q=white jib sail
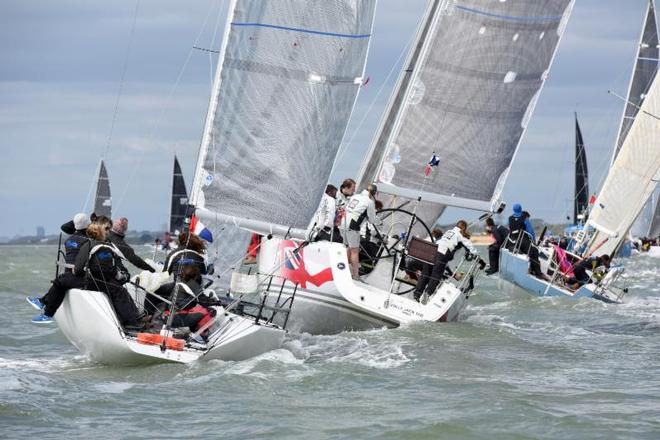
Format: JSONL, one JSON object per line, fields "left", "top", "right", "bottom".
{"left": 587, "top": 74, "right": 660, "bottom": 257}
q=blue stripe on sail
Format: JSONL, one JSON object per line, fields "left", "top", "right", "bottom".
{"left": 637, "top": 56, "right": 660, "bottom": 62}
{"left": 455, "top": 5, "right": 564, "bottom": 23}
{"left": 230, "top": 22, "right": 370, "bottom": 39}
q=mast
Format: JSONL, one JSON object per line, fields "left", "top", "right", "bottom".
{"left": 94, "top": 160, "right": 112, "bottom": 218}
{"left": 574, "top": 113, "right": 589, "bottom": 225}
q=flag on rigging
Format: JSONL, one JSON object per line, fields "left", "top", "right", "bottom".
{"left": 589, "top": 194, "right": 597, "bottom": 205}
{"left": 190, "top": 215, "right": 213, "bottom": 243}
{"left": 424, "top": 153, "right": 440, "bottom": 176}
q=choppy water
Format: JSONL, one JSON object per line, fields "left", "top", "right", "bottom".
{"left": 1, "top": 245, "right": 659, "bottom": 439}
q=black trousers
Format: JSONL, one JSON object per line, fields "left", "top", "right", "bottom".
{"left": 41, "top": 272, "right": 85, "bottom": 317}
{"left": 315, "top": 227, "right": 343, "bottom": 243}
{"left": 414, "top": 252, "right": 450, "bottom": 297}
{"left": 144, "top": 282, "right": 175, "bottom": 315}
{"left": 488, "top": 244, "right": 500, "bottom": 273}
{"left": 87, "top": 274, "right": 140, "bottom": 326}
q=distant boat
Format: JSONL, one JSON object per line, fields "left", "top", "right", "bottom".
{"left": 93, "top": 160, "right": 112, "bottom": 218}
{"left": 499, "top": 1, "right": 660, "bottom": 302}
{"left": 573, "top": 113, "right": 589, "bottom": 226}
{"left": 169, "top": 155, "right": 188, "bottom": 235}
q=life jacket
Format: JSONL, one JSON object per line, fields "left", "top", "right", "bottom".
{"left": 165, "top": 248, "right": 207, "bottom": 275}
{"left": 63, "top": 231, "right": 89, "bottom": 265}
{"left": 508, "top": 215, "right": 526, "bottom": 233}
{"left": 345, "top": 191, "right": 375, "bottom": 231}
{"left": 87, "top": 240, "right": 126, "bottom": 277}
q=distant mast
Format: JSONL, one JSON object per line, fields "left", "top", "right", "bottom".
{"left": 574, "top": 114, "right": 589, "bottom": 225}
{"left": 94, "top": 160, "right": 112, "bottom": 218}
{"left": 169, "top": 155, "right": 188, "bottom": 234}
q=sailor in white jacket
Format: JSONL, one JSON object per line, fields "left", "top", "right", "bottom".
{"left": 312, "top": 185, "right": 338, "bottom": 242}
{"left": 414, "top": 220, "right": 476, "bottom": 301}
{"left": 342, "top": 184, "right": 382, "bottom": 279}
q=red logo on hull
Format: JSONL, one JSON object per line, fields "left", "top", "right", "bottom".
{"left": 279, "top": 241, "right": 333, "bottom": 288}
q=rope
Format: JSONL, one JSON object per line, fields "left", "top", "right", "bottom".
{"left": 114, "top": 0, "right": 225, "bottom": 210}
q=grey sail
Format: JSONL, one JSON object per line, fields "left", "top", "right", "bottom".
{"left": 191, "top": 0, "right": 377, "bottom": 236}
{"left": 613, "top": 0, "right": 659, "bottom": 162}
{"left": 358, "top": 0, "right": 574, "bottom": 227}
{"left": 649, "top": 196, "right": 660, "bottom": 237}
{"left": 623, "top": 0, "right": 660, "bottom": 238}
{"left": 169, "top": 155, "right": 188, "bottom": 234}
{"left": 574, "top": 114, "right": 589, "bottom": 225}
{"left": 94, "top": 160, "right": 112, "bottom": 218}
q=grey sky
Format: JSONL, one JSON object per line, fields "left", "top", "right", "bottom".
{"left": 0, "top": 0, "right": 652, "bottom": 236}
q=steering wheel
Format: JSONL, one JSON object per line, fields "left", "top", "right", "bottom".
{"left": 366, "top": 208, "right": 434, "bottom": 294}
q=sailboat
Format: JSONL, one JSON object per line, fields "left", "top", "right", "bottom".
{"left": 169, "top": 155, "right": 188, "bottom": 235}
{"left": 563, "top": 114, "right": 590, "bottom": 247}
{"left": 93, "top": 160, "right": 112, "bottom": 218}
{"left": 195, "top": 1, "right": 576, "bottom": 334}
{"left": 53, "top": 0, "right": 388, "bottom": 364}
{"left": 498, "top": 0, "right": 660, "bottom": 303}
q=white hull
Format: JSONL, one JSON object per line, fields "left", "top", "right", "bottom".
{"left": 257, "top": 238, "right": 470, "bottom": 335}
{"left": 54, "top": 289, "right": 285, "bottom": 365}
{"left": 647, "top": 246, "right": 660, "bottom": 257}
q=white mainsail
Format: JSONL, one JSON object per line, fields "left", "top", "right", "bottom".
{"left": 586, "top": 74, "right": 660, "bottom": 257}
{"left": 190, "top": 0, "right": 377, "bottom": 241}
{"left": 357, "top": 0, "right": 575, "bottom": 227}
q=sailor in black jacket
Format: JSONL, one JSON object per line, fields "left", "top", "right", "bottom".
{"left": 28, "top": 213, "right": 91, "bottom": 323}
{"left": 485, "top": 217, "right": 509, "bottom": 275}
{"left": 108, "top": 217, "right": 155, "bottom": 273}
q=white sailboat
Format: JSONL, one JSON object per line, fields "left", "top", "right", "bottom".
{"left": 498, "top": 0, "right": 660, "bottom": 302}
{"left": 196, "top": 0, "right": 576, "bottom": 334}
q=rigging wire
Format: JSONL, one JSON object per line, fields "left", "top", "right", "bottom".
{"left": 114, "top": 0, "right": 226, "bottom": 211}
{"left": 329, "top": 23, "right": 419, "bottom": 177}
{"left": 81, "top": 1, "right": 140, "bottom": 213}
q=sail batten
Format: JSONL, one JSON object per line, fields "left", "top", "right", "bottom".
{"left": 190, "top": 1, "right": 377, "bottom": 233}
{"left": 358, "top": 0, "right": 575, "bottom": 226}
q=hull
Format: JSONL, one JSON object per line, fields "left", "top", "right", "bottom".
{"left": 498, "top": 248, "right": 622, "bottom": 303}
{"left": 647, "top": 246, "right": 660, "bottom": 257}
{"left": 54, "top": 289, "right": 284, "bottom": 365}
{"left": 258, "top": 238, "right": 470, "bottom": 335}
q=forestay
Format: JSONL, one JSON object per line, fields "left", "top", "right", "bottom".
{"left": 358, "top": 0, "right": 574, "bottom": 226}
{"left": 94, "top": 160, "right": 112, "bottom": 218}
{"left": 190, "top": 0, "right": 377, "bottom": 238}
{"left": 586, "top": 73, "right": 660, "bottom": 257}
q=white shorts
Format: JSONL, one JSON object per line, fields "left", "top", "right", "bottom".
{"left": 344, "top": 229, "right": 361, "bottom": 249}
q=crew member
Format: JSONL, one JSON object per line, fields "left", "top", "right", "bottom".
{"left": 342, "top": 183, "right": 382, "bottom": 279}
{"left": 108, "top": 217, "right": 155, "bottom": 273}
{"left": 566, "top": 254, "right": 611, "bottom": 290}
{"left": 74, "top": 223, "right": 141, "bottom": 326}
{"left": 27, "top": 213, "right": 91, "bottom": 323}
{"left": 414, "top": 220, "right": 477, "bottom": 302}
{"left": 485, "top": 217, "right": 509, "bottom": 275}
{"left": 313, "top": 184, "right": 341, "bottom": 242}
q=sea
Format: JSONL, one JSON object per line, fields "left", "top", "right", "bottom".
{"left": 1, "top": 245, "right": 659, "bottom": 439}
